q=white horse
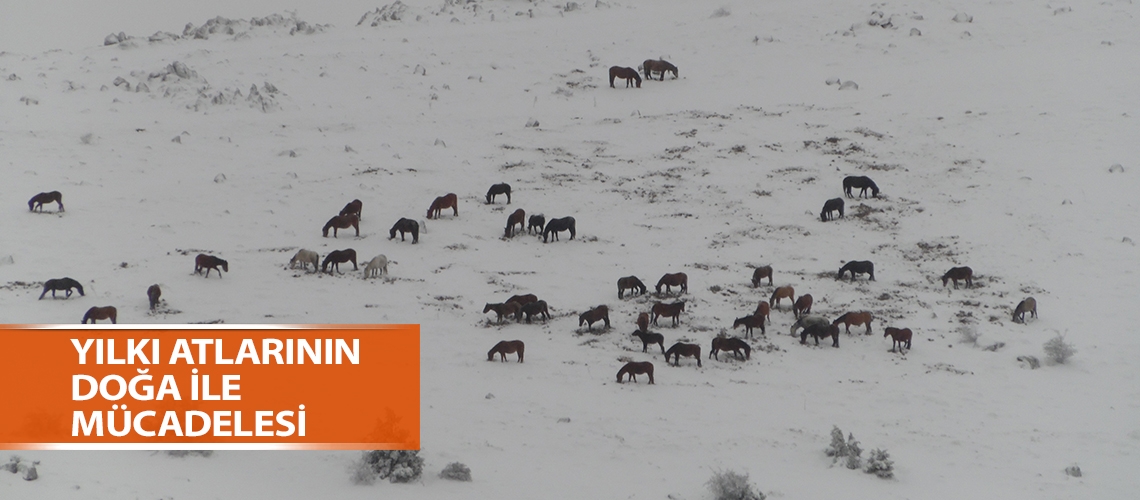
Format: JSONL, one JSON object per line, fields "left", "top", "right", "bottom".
{"left": 789, "top": 314, "right": 830, "bottom": 336}
{"left": 363, "top": 254, "right": 389, "bottom": 278}
{"left": 289, "top": 249, "right": 319, "bottom": 272}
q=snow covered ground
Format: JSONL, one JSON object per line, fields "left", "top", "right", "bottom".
{"left": 2, "top": 0, "right": 1138, "bottom": 498}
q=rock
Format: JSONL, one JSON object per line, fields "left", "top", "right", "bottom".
{"left": 1065, "top": 465, "right": 1082, "bottom": 477}
{"left": 104, "top": 34, "right": 120, "bottom": 45}
{"left": 135, "top": 82, "right": 149, "bottom": 93}
{"left": 413, "top": 64, "right": 426, "bottom": 76}
{"left": 910, "top": 28, "right": 922, "bottom": 36}
{"left": 952, "top": 13, "right": 973, "bottom": 23}
{"left": 214, "top": 173, "right": 227, "bottom": 183}
{"left": 434, "top": 138, "right": 446, "bottom": 147}
{"left": 1016, "top": 355, "right": 1040, "bottom": 369}
{"left": 825, "top": 77, "right": 841, "bottom": 85}
{"left": 113, "top": 76, "right": 129, "bottom": 87}
{"left": 525, "top": 119, "right": 540, "bottom": 127}
{"left": 1108, "top": 163, "right": 1124, "bottom": 173}
{"left": 839, "top": 81, "right": 859, "bottom": 90}
{"left": 485, "top": 393, "right": 494, "bottom": 399}
{"left": 171, "top": 136, "right": 182, "bottom": 144}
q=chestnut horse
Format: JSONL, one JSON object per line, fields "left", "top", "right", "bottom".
{"left": 82, "top": 306, "right": 117, "bottom": 324}
{"left": 38, "top": 278, "right": 84, "bottom": 299}
{"left": 484, "top": 302, "right": 522, "bottom": 324}
{"left": 769, "top": 286, "right": 794, "bottom": 308}
{"left": 486, "top": 183, "right": 511, "bottom": 204}
{"left": 833, "top": 311, "right": 873, "bottom": 335}
{"left": 843, "top": 176, "right": 880, "bottom": 198}
{"left": 838, "top": 261, "right": 875, "bottom": 281}
{"left": 195, "top": 254, "right": 228, "bottom": 278}
{"left": 794, "top": 294, "right": 814, "bottom": 319}
{"left": 520, "top": 300, "right": 550, "bottom": 323}
{"left": 655, "top": 273, "right": 688, "bottom": 295}
{"left": 507, "top": 294, "right": 538, "bottom": 307}
{"left": 651, "top": 301, "right": 685, "bottom": 327}
{"left": 147, "top": 284, "right": 161, "bottom": 311}
{"left": 426, "top": 193, "right": 459, "bottom": 219}
{"left": 941, "top": 266, "right": 973, "bottom": 289}
{"left": 579, "top": 305, "right": 611, "bottom": 331}
{"left": 618, "top": 276, "right": 647, "bottom": 299}
{"left": 733, "top": 314, "right": 766, "bottom": 338}
{"left": 754, "top": 301, "right": 771, "bottom": 324}
{"left": 543, "top": 216, "right": 576, "bottom": 242}
{"left": 641, "top": 59, "right": 678, "bottom": 81}
{"left": 636, "top": 312, "right": 650, "bottom": 333}
{"left": 632, "top": 331, "right": 665, "bottom": 354}
{"left": 884, "top": 327, "right": 912, "bottom": 352}
{"left": 616, "top": 361, "right": 654, "bottom": 384}
{"left": 528, "top": 214, "right": 545, "bottom": 235}
{"left": 751, "top": 265, "right": 773, "bottom": 287}
{"left": 389, "top": 218, "right": 420, "bottom": 243}
{"left": 322, "top": 214, "right": 359, "bottom": 238}
{"left": 801, "top": 323, "right": 840, "bottom": 348}
{"left": 821, "top": 197, "right": 844, "bottom": 221}
{"left": 505, "top": 208, "right": 526, "bottom": 238}
{"left": 665, "top": 342, "right": 702, "bottom": 367}
{"left": 710, "top": 337, "right": 750, "bottom": 361}
{"left": 487, "top": 340, "right": 524, "bottom": 362}
{"left": 321, "top": 249, "right": 358, "bottom": 274}
{"left": 340, "top": 199, "right": 363, "bottom": 220}
{"left": 1013, "top": 297, "right": 1037, "bottom": 323}
{"left": 609, "top": 66, "right": 642, "bottom": 88}
{"left": 28, "top": 191, "right": 64, "bottom": 212}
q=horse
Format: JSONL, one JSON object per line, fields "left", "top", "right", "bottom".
{"left": 28, "top": 191, "right": 64, "bottom": 212}
{"left": 289, "top": 249, "right": 320, "bottom": 272}
{"left": 579, "top": 305, "right": 610, "bottom": 331}
{"left": 339, "top": 199, "right": 363, "bottom": 220}
{"left": 794, "top": 294, "right": 814, "bottom": 319}
{"left": 941, "top": 266, "right": 973, "bottom": 289}
{"left": 426, "top": 193, "right": 459, "bottom": 219}
{"left": 543, "top": 216, "right": 576, "bottom": 242}
{"left": 519, "top": 300, "right": 550, "bottom": 323}
{"left": 609, "top": 66, "right": 642, "bottom": 88}
{"left": 754, "top": 301, "right": 771, "bottom": 324}
{"left": 617, "top": 276, "right": 647, "bottom": 299}
{"left": 801, "top": 323, "right": 840, "bottom": 348}
{"left": 842, "top": 176, "right": 880, "bottom": 198}
{"left": 486, "top": 183, "right": 512, "bottom": 204}
{"left": 39, "top": 277, "right": 84, "bottom": 299}
{"left": 651, "top": 301, "right": 685, "bottom": 327}
{"left": 710, "top": 337, "right": 750, "bottom": 361}
{"left": 769, "top": 286, "right": 795, "bottom": 309}
{"left": 632, "top": 331, "right": 665, "bottom": 354}
{"left": 733, "top": 314, "right": 766, "bottom": 338}
{"left": 655, "top": 273, "right": 688, "bottom": 295}
{"left": 636, "top": 312, "right": 650, "bottom": 333}
{"left": 505, "top": 209, "right": 526, "bottom": 238}
{"left": 82, "top": 306, "right": 117, "bottom": 324}
{"left": 616, "top": 361, "right": 654, "bottom": 384}
{"left": 665, "top": 342, "right": 702, "bottom": 367}
{"left": 194, "top": 254, "right": 228, "bottom": 278}
{"left": 321, "top": 249, "right": 358, "bottom": 274}
{"left": 506, "top": 294, "right": 538, "bottom": 307}
{"left": 147, "top": 284, "right": 161, "bottom": 311}
{"left": 833, "top": 311, "right": 874, "bottom": 335}
{"left": 790, "top": 314, "right": 830, "bottom": 336}
{"left": 838, "top": 261, "right": 875, "bottom": 281}
{"left": 389, "top": 218, "right": 420, "bottom": 243}
{"left": 528, "top": 214, "right": 545, "bottom": 235}
{"left": 884, "top": 327, "right": 913, "bottom": 352}
{"left": 1013, "top": 297, "right": 1037, "bottom": 323}
{"left": 487, "top": 340, "right": 524, "bottom": 362}
{"left": 641, "top": 59, "right": 678, "bottom": 81}
{"left": 322, "top": 214, "right": 359, "bottom": 238}
{"left": 484, "top": 302, "right": 522, "bottom": 324}
{"left": 821, "top": 198, "right": 845, "bottom": 221}
{"left": 363, "top": 254, "right": 389, "bottom": 278}
{"left": 751, "top": 265, "right": 773, "bottom": 287}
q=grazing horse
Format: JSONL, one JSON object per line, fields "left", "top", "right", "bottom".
{"left": 363, "top": 254, "right": 389, "bottom": 278}
{"left": 194, "top": 254, "right": 228, "bottom": 278}
{"left": 641, "top": 59, "right": 678, "bottom": 81}
{"left": 632, "top": 331, "right": 665, "bottom": 354}
{"left": 833, "top": 311, "right": 874, "bottom": 335}
{"left": 616, "top": 361, "right": 654, "bottom": 384}
{"left": 941, "top": 266, "right": 973, "bottom": 289}
{"left": 843, "top": 176, "right": 880, "bottom": 198}
{"left": 636, "top": 312, "right": 650, "bottom": 333}
{"left": 754, "top": 301, "right": 771, "bottom": 324}
{"left": 801, "top": 323, "right": 840, "bottom": 348}
{"left": 528, "top": 214, "right": 545, "bottom": 235}
{"left": 609, "top": 66, "right": 642, "bottom": 88}
{"left": 655, "top": 273, "right": 688, "bottom": 295}
{"left": 733, "top": 314, "right": 766, "bottom": 338}
{"left": 884, "top": 327, "right": 913, "bottom": 352}
{"left": 769, "top": 286, "right": 795, "bottom": 309}
{"left": 322, "top": 214, "right": 359, "bottom": 238}
{"left": 710, "top": 337, "right": 750, "bottom": 361}
{"left": 838, "top": 260, "right": 875, "bottom": 281}
{"left": 543, "top": 216, "right": 576, "bottom": 242}
{"left": 289, "top": 249, "right": 320, "bottom": 272}
{"left": 520, "top": 300, "right": 551, "bottom": 324}
{"left": 82, "top": 306, "right": 117, "bottom": 324}
{"left": 28, "top": 191, "right": 64, "bottom": 212}
{"left": 751, "top": 265, "right": 773, "bottom": 287}
{"left": 821, "top": 198, "right": 845, "bottom": 221}
{"left": 1013, "top": 297, "right": 1037, "bottom": 323}
{"left": 38, "top": 278, "right": 84, "bottom": 299}
{"left": 147, "top": 284, "right": 161, "bottom": 311}
{"left": 665, "top": 342, "right": 702, "bottom": 367}
{"left": 651, "top": 301, "right": 685, "bottom": 327}
{"left": 790, "top": 314, "right": 830, "bottom": 336}
{"left": 505, "top": 209, "right": 526, "bottom": 238}
{"left": 426, "top": 193, "right": 459, "bottom": 219}
{"left": 339, "top": 199, "right": 363, "bottom": 220}
{"left": 389, "top": 218, "right": 420, "bottom": 243}
{"left": 617, "top": 276, "right": 647, "bottom": 299}
{"left": 794, "top": 294, "right": 814, "bottom": 319}
{"left": 321, "top": 249, "right": 358, "bottom": 274}
{"left": 487, "top": 340, "right": 524, "bottom": 362}
{"left": 506, "top": 294, "right": 538, "bottom": 307}
{"left": 486, "top": 183, "right": 512, "bottom": 204}
{"left": 484, "top": 302, "right": 522, "bottom": 324}
{"left": 579, "top": 305, "right": 610, "bottom": 331}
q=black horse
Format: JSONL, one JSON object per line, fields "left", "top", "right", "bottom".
{"left": 843, "top": 176, "right": 880, "bottom": 198}
{"left": 39, "top": 278, "right": 85, "bottom": 300}
{"left": 617, "top": 276, "right": 647, "bottom": 299}
{"left": 486, "top": 183, "right": 511, "bottom": 204}
{"left": 837, "top": 261, "right": 875, "bottom": 281}
{"left": 322, "top": 249, "right": 358, "bottom": 274}
{"left": 528, "top": 214, "right": 546, "bottom": 235}
{"left": 543, "top": 216, "right": 576, "bottom": 242}
{"left": 519, "top": 300, "right": 551, "bottom": 323}
{"left": 801, "top": 323, "right": 840, "bottom": 348}
{"left": 821, "top": 198, "right": 844, "bottom": 221}
{"left": 389, "top": 218, "right": 419, "bottom": 243}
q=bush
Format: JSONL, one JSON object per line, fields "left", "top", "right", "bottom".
{"left": 356, "top": 450, "right": 424, "bottom": 484}
{"left": 1043, "top": 334, "right": 1076, "bottom": 364}
{"left": 825, "top": 426, "right": 848, "bottom": 460}
{"left": 864, "top": 449, "right": 894, "bottom": 479}
{"left": 957, "top": 325, "right": 980, "bottom": 345}
{"left": 706, "top": 469, "right": 765, "bottom": 500}
{"left": 825, "top": 426, "right": 862, "bottom": 468}
{"left": 844, "top": 433, "right": 863, "bottom": 470}
{"left": 439, "top": 462, "right": 471, "bottom": 482}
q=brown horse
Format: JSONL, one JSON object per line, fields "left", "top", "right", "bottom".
{"left": 632, "top": 331, "right": 665, "bottom": 354}
{"left": 505, "top": 209, "right": 526, "bottom": 238}
{"left": 1013, "top": 297, "right": 1037, "bottom": 323}
{"left": 751, "top": 265, "right": 773, "bottom": 287}
{"left": 801, "top": 323, "right": 840, "bottom": 348}
{"left": 426, "top": 193, "right": 458, "bottom": 219}
{"left": 636, "top": 312, "right": 650, "bottom": 333}
{"left": 884, "top": 327, "right": 912, "bottom": 352}
{"left": 578, "top": 305, "right": 610, "bottom": 331}
{"left": 28, "top": 191, "right": 64, "bottom": 212}
{"left": 321, "top": 249, "right": 358, "bottom": 274}
{"left": 665, "top": 342, "right": 702, "bottom": 367}
{"left": 616, "top": 361, "right": 654, "bottom": 384}
{"left": 733, "top": 314, "right": 766, "bottom": 338}
{"left": 484, "top": 302, "right": 522, "bottom": 324}
{"left": 769, "top": 286, "right": 795, "bottom": 308}
{"left": 506, "top": 294, "right": 538, "bottom": 307}
{"left": 656, "top": 273, "right": 688, "bottom": 295}
{"left": 794, "top": 294, "right": 814, "bottom": 319}
{"left": 618, "top": 276, "right": 647, "bottom": 299}
{"left": 941, "top": 266, "right": 973, "bottom": 289}
{"left": 82, "top": 306, "right": 117, "bottom": 324}
{"left": 642, "top": 59, "right": 678, "bottom": 81}
{"left": 609, "top": 66, "right": 642, "bottom": 88}
{"left": 194, "top": 254, "right": 228, "bottom": 278}
{"left": 754, "top": 301, "right": 771, "bottom": 324}
{"left": 833, "top": 311, "right": 874, "bottom": 334}
{"left": 339, "top": 199, "right": 363, "bottom": 220}
{"left": 147, "top": 284, "right": 161, "bottom": 311}
{"left": 710, "top": 337, "right": 750, "bottom": 361}
{"left": 519, "top": 300, "right": 550, "bottom": 323}
{"left": 322, "top": 214, "right": 359, "bottom": 238}
{"left": 487, "top": 340, "right": 524, "bottom": 362}
{"left": 651, "top": 301, "right": 685, "bottom": 327}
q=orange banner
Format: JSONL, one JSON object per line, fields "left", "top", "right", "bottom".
{"left": 0, "top": 325, "right": 419, "bottom": 450}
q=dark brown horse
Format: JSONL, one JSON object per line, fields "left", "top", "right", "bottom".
{"left": 843, "top": 176, "right": 879, "bottom": 198}
{"left": 519, "top": 300, "right": 550, "bottom": 323}
{"left": 488, "top": 340, "right": 524, "bottom": 362}
{"left": 884, "top": 327, "right": 912, "bottom": 352}
{"left": 794, "top": 294, "right": 814, "bottom": 319}
{"left": 710, "top": 337, "right": 750, "bottom": 361}
{"left": 609, "top": 66, "right": 642, "bottom": 88}
{"left": 941, "top": 266, "right": 973, "bottom": 289}
{"left": 651, "top": 301, "right": 685, "bottom": 327}
{"left": 632, "top": 331, "right": 665, "bottom": 354}
{"left": 528, "top": 214, "right": 545, "bottom": 235}
{"left": 655, "top": 273, "right": 688, "bottom": 295}
{"left": 641, "top": 59, "right": 678, "bottom": 81}
{"left": 616, "top": 361, "right": 654, "bottom": 384}
{"left": 665, "top": 342, "right": 702, "bottom": 367}
{"left": 636, "top": 312, "right": 650, "bottom": 333}
{"left": 821, "top": 198, "right": 844, "bottom": 221}
{"left": 82, "top": 306, "right": 117, "bottom": 324}
{"left": 484, "top": 302, "right": 522, "bottom": 324}
{"left": 322, "top": 214, "right": 359, "bottom": 238}
{"left": 1013, "top": 297, "right": 1037, "bottom": 323}
{"left": 505, "top": 208, "right": 526, "bottom": 238}
{"left": 579, "top": 305, "right": 610, "bottom": 331}
{"left": 28, "top": 191, "right": 64, "bottom": 212}
{"left": 838, "top": 261, "right": 875, "bottom": 281}
{"left": 389, "top": 218, "right": 419, "bottom": 243}
{"left": 147, "top": 284, "right": 161, "bottom": 311}
{"left": 543, "top": 216, "right": 576, "bottom": 242}
{"left": 617, "top": 276, "right": 647, "bottom": 299}
{"left": 506, "top": 294, "right": 538, "bottom": 307}
{"left": 195, "top": 254, "right": 228, "bottom": 278}
{"left": 754, "top": 301, "right": 771, "bottom": 324}
{"left": 833, "top": 311, "right": 873, "bottom": 335}
{"left": 769, "top": 286, "right": 795, "bottom": 309}
{"left": 733, "top": 314, "right": 766, "bottom": 338}
{"left": 321, "top": 249, "right": 358, "bottom": 274}
{"left": 801, "top": 323, "right": 840, "bottom": 348}
{"left": 751, "top": 265, "right": 773, "bottom": 287}
{"left": 339, "top": 199, "right": 363, "bottom": 220}
{"left": 426, "top": 193, "right": 458, "bottom": 219}
{"left": 38, "top": 278, "right": 84, "bottom": 299}
{"left": 486, "top": 183, "right": 511, "bottom": 204}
